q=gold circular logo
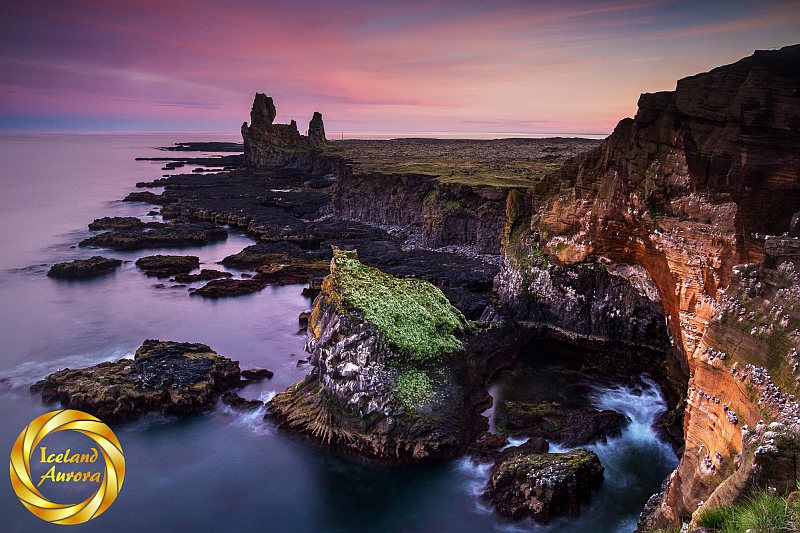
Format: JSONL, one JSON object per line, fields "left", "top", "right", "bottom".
{"left": 9, "top": 409, "right": 125, "bottom": 525}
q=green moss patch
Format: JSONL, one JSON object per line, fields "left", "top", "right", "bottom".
{"left": 325, "top": 248, "right": 467, "bottom": 363}
{"left": 394, "top": 369, "right": 434, "bottom": 410}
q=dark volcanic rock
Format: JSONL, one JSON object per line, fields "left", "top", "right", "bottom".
{"left": 496, "top": 400, "right": 628, "bottom": 447}
{"left": 135, "top": 255, "right": 199, "bottom": 277}
{"left": 482, "top": 447, "right": 604, "bottom": 522}
{"left": 220, "top": 391, "right": 263, "bottom": 410}
{"left": 31, "top": 340, "right": 240, "bottom": 422}
{"left": 173, "top": 269, "right": 233, "bottom": 283}
{"left": 307, "top": 111, "right": 326, "bottom": 147}
{"left": 47, "top": 256, "right": 122, "bottom": 279}
{"left": 253, "top": 258, "right": 330, "bottom": 285}
{"left": 241, "top": 368, "right": 273, "bottom": 380}
{"left": 124, "top": 191, "right": 172, "bottom": 205}
{"left": 80, "top": 221, "right": 227, "bottom": 250}
{"left": 190, "top": 278, "right": 267, "bottom": 298}
{"left": 88, "top": 216, "right": 158, "bottom": 231}
{"left": 241, "top": 93, "right": 325, "bottom": 169}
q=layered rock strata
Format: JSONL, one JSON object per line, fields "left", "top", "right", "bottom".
{"left": 495, "top": 45, "right": 800, "bottom": 528}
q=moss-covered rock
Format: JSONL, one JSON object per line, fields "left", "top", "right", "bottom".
{"left": 31, "top": 340, "right": 241, "bottom": 422}
{"left": 270, "top": 248, "right": 479, "bottom": 463}
{"left": 482, "top": 447, "right": 604, "bottom": 522}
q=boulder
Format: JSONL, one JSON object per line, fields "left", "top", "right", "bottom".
{"left": 220, "top": 391, "right": 263, "bottom": 411}
{"left": 482, "top": 447, "right": 604, "bottom": 522}
{"left": 189, "top": 278, "right": 267, "bottom": 298}
{"left": 135, "top": 255, "right": 199, "bottom": 277}
{"left": 47, "top": 256, "right": 122, "bottom": 279}
{"left": 241, "top": 368, "right": 273, "bottom": 380}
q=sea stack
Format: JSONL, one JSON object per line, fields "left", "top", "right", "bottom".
{"left": 241, "top": 93, "right": 326, "bottom": 168}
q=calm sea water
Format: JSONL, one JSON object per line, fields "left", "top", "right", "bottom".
{"left": 0, "top": 134, "right": 674, "bottom": 532}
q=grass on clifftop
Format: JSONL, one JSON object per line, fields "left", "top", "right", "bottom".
{"left": 695, "top": 488, "right": 800, "bottom": 533}
{"left": 324, "top": 248, "right": 467, "bottom": 363}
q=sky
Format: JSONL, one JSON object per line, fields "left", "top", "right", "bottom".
{"left": 1, "top": 0, "right": 798, "bottom": 136}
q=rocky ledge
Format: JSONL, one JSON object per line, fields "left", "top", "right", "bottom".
{"left": 135, "top": 255, "right": 200, "bottom": 277}
{"left": 482, "top": 444, "right": 604, "bottom": 523}
{"left": 47, "top": 256, "right": 122, "bottom": 279}
{"left": 31, "top": 340, "right": 240, "bottom": 422}
{"left": 80, "top": 218, "right": 227, "bottom": 250}
{"left": 269, "top": 248, "right": 480, "bottom": 463}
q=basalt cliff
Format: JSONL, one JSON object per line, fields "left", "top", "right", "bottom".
{"left": 498, "top": 45, "right": 800, "bottom": 528}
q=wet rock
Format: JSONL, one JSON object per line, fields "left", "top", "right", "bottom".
{"left": 31, "top": 340, "right": 240, "bottom": 422}
{"left": 220, "top": 391, "right": 263, "bottom": 411}
{"left": 253, "top": 258, "right": 330, "bottom": 285}
{"left": 482, "top": 448, "right": 604, "bottom": 522}
{"left": 190, "top": 278, "right": 267, "bottom": 298}
{"left": 298, "top": 310, "right": 311, "bottom": 327}
{"left": 88, "top": 216, "right": 158, "bottom": 231}
{"left": 220, "top": 242, "right": 328, "bottom": 270}
{"left": 241, "top": 368, "right": 273, "bottom": 380}
{"left": 123, "top": 191, "right": 172, "bottom": 204}
{"left": 468, "top": 433, "right": 510, "bottom": 462}
{"left": 135, "top": 255, "right": 199, "bottom": 277}
{"left": 496, "top": 400, "right": 627, "bottom": 447}
{"left": 80, "top": 221, "right": 227, "bottom": 250}
{"left": 173, "top": 269, "right": 232, "bottom": 283}
{"left": 47, "top": 256, "right": 122, "bottom": 279}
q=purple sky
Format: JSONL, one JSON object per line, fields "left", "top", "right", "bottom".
{"left": 1, "top": 0, "right": 798, "bottom": 135}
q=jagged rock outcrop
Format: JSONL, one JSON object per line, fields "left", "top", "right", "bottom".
{"left": 269, "top": 248, "right": 480, "bottom": 463}
{"left": 241, "top": 93, "right": 326, "bottom": 168}
{"left": 31, "top": 340, "right": 241, "bottom": 422}
{"left": 482, "top": 446, "right": 604, "bottom": 522}
{"left": 496, "top": 44, "right": 800, "bottom": 528}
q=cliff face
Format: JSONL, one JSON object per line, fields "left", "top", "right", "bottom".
{"left": 242, "top": 93, "right": 327, "bottom": 169}
{"left": 333, "top": 171, "right": 511, "bottom": 254}
{"left": 498, "top": 45, "right": 800, "bottom": 527}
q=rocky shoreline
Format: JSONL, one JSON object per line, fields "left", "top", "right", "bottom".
{"left": 35, "top": 44, "right": 800, "bottom": 530}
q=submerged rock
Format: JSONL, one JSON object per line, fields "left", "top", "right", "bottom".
{"left": 173, "top": 269, "right": 233, "bottom": 283}
{"left": 47, "top": 256, "right": 122, "bottom": 279}
{"left": 220, "top": 391, "right": 263, "bottom": 411}
{"left": 31, "top": 340, "right": 240, "bottom": 422}
{"left": 135, "top": 255, "right": 199, "bottom": 277}
{"left": 189, "top": 278, "right": 267, "bottom": 298}
{"left": 241, "top": 368, "right": 273, "bottom": 380}
{"left": 269, "top": 248, "right": 478, "bottom": 463}
{"left": 482, "top": 447, "right": 604, "bottom": 522}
